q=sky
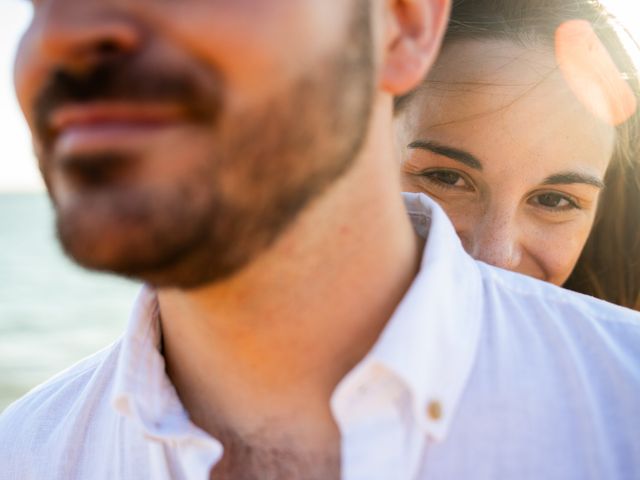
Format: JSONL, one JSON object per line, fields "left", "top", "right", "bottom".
{"left": 1, "top": 1, "right": 639, "bottom": 192}
{"left": 1, "top": 2, "right": 37, "bottom": 192}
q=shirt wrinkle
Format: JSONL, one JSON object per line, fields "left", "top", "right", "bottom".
{"left": 2, "top": 192, "right": 640, "bottom": 480}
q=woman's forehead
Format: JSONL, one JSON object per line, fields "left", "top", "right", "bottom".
{"left": 407, "top": 39, "right": 616, "bottom": 177}
{"left": 428, "top": 39, "right": 556, "bottom": 88}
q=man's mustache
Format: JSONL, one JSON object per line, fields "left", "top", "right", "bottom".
{"left": 34, "top": 57, "right": 222, "bottom": 149}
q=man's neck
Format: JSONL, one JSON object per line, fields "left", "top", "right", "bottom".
{"left": 157, "top": 105, "right": 422, "bottom": 448}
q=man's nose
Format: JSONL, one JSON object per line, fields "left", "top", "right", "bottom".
{"left": 29, "top": 6, "right": 141, "bottom": 74}
{"left": 465, "top": 215, "right": 523, "bottom": 271}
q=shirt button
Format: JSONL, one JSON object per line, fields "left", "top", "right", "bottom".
{"left": 427, "top": 400, "right": 443, "bottom": 421}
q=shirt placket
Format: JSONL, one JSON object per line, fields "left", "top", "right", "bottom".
{"left": 333, "top": 365, "right": 428, "bottom": 480}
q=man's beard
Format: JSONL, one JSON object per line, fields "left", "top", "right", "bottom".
{"left": 34, "top": 3, "right": 374, "bottom": 288}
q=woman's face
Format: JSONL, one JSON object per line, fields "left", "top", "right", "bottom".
{"left": 396, "top": 39, "right": 616, "bottom": 285}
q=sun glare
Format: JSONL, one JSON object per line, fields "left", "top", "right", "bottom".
{"left": 1, "top": 1, "right": 640, "bottom": 192}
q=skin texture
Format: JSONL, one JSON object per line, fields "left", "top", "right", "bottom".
{"left": 15, "top": 0, "right": 450, "bottom": 478}
{"left": 396, "top": 39, "right": 615, "bottom": 285}
{"left": 16, "top": 0, "right": 376, "bottom": 288}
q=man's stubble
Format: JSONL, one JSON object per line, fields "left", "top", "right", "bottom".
{"left": 43, "top": 2, "right": 375, "bottom": 289}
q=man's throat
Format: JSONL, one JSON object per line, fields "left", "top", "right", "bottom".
{"left": 209, "top": 429, "right": 341, "bottom": 480}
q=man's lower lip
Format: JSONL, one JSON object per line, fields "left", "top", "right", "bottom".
{"left": 53, "top": 122, "right": 178, "bottom": 156}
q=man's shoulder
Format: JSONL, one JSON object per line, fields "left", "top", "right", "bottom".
{"left": 439, "top": 263, "right": 640, "bottom": 477}
{"left": 479, "top": 261, "right": 640, "bottom": 327}
{"left": 0, "top": 341, "right": 123, "bottom": 472}
{"left": 2, "top": 339, "right": 122, "bottom": 412}
{"left": 476, "top": 262, "right": 640, "bottom": 382}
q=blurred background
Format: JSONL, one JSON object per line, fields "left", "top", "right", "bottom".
{"left": 0, "top": 2, "right": 140, "bottom": 410}
{"left": 1, "top": 1, "right": 639, "bottom": 410}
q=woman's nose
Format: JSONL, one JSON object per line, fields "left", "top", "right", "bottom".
{"left": 463, "top": 215, "right": 523, "bottom": 271}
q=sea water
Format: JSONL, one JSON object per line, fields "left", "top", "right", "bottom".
{"left": 0, "top": 193, "right": 140, "bottom": 410}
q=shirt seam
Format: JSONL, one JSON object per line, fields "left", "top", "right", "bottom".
{"left": 482, "top": 265, "right": 640, "bottom": 328}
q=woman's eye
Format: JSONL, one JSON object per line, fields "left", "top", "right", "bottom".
{"left": 423, "top": 170, "right": 470, "bottom": 189}
{"left": 530, "top": 192, "right": 579, "bottom": 210}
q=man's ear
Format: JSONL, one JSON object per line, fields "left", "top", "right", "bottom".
{"left": 380, "top": 0, "right": 450, "bottom": 95}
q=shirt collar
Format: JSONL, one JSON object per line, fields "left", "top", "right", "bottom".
{"left": 111, "top": 287, "right": 220, "bottom": 451}
{"left": 338, "top": 192, "right": 484, "bottom": 442}
{"left": 111, "top": 192, "right": 483, "bottom": 447}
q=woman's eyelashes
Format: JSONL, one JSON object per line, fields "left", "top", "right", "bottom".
{"left": 414, "top": 168, "right": 475, "bottom": 192}
{"left": 527, "top": 191, "right": 581, "bottom": 212}
{"left": 406, "top": 163, "right": 587, "bottom": 215}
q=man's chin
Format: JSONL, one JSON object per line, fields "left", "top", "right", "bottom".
{"left": 57, "top": 218, "right": 177, "bottom": 282}
{"left": 58, "top": 229, "right": 219, "bottom": 289}
{"left": 53, "top": 190, "right": 195, "bottom": 284}
{"left": 54, "top": 200, "right": 251, "bottom": 289}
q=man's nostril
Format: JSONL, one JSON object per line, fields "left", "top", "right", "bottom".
{"left": 96, "top": 40, "right": 122, "bottom": 56}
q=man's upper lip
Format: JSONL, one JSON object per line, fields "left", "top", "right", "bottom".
{"left": 49, "top": 102, "right": 185, "bottom": 134}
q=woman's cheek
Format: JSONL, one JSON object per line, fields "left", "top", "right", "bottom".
{"left": 532, "top": 220, "right": 593, "bottom": 285}
{"left": 446, "top": 207, "right": 483, "bottom": 254}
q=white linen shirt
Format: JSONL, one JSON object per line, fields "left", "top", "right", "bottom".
{"left": 2, "top": 193, "right": 640, "bottom": 480}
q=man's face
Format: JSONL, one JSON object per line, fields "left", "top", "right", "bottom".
{"left": 15, "top": 0, "right": 374, "bottom": 287}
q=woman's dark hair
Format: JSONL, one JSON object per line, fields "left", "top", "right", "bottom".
{"left": 397, "top": 0, "right": 640, "bottom": 310}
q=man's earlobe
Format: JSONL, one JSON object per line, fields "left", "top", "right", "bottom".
{"left": 380, "top": 0, "right": 450, "bottom": 95}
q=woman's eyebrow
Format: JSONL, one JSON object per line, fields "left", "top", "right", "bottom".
{"left": 542, "top": 172, "right": 605, "bottom": 189}
{"left": 407, "top": 140, "right": 483, "bottom": 170}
